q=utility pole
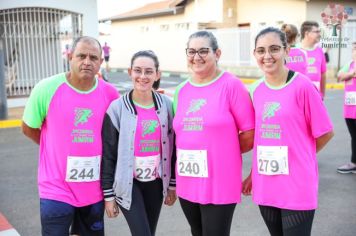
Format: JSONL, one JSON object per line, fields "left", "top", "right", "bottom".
{"left": 0, "top": 39, "right": 8, "bottom": 120}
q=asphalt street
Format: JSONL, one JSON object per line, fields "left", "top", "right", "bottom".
{"left": 0, "top": 87, "right": 355, "bottom": 235}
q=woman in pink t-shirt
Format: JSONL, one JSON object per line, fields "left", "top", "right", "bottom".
{"left": 173, "top": 31, "right": 255, "bottom": 236}
{"left": 101, "top": 50, "right": 177, "bottom": 235}
{"left": 281, "top": 24, "right": 308, "bottom": 76}
{"left": 244, "top": 27, "right": 334, "bottom": 236}
{"left": 336, "top": 41, "right": 356, "bottom": 174}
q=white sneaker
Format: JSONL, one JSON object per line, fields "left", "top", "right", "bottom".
{"left": 337, "top": 163, "right": 356, "bottom": 174}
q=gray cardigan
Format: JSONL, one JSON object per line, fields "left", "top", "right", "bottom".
{"left": 101, "top": 90, "right": 175, "bottom": 210}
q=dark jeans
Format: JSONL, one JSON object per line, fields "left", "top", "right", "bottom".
{"left": 40, "top": 198, "right": 104, "bottom": 236}
{"left": 345, "top": 118, "right": 356, "bottom": 163}
{"left": 119, "top": 178, "right": 163, "bottom": 236}
{"left": 179, "top": 197, "right": 236, "bottom": 236}
{"left": 259, "top": 205, "right": 315, "bottom": 236}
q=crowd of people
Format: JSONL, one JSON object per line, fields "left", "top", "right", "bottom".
{"left": 21, "top": 19, "right": 355, "bottom": 236}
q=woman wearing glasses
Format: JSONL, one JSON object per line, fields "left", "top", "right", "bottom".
{"left": 281, "top": 24, "right": 308, "bottom": 75}
{"left": 244, "top": 27, "right": 334, "bottom": 236}
{"left": 101, "top": 50, "right": 177, "bottom": 236}
{"left": 173, "top": 30, "right": 255, "bottom": 236}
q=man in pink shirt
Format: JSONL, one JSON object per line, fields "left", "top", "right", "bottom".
{"left": 300, "top": 21, "right": 327, "bottom": 99}
{"left": 22, "top": 36, "right": 119, "bottom": 236}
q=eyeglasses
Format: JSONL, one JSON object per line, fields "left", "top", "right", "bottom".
{"left": 254, "top": 45, "right": 285, "bottom": 57}
{"left": 310, "top": 30, "right": 321, "bottom": 34}
{"left": 132, "top": 68, "right": 155, "bottom": 76}
{"left": 186, "top": 48, "right": 210, "bottom": 57}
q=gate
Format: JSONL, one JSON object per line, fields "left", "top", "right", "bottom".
{"left": 0, "top": 7, "right": 83, "bottom": 96}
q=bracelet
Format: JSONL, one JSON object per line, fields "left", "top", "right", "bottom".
{"left": 104, "top": 197, "right": 115, "bottom": 202}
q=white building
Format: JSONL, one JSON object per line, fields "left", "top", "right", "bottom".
{"left": 1, "top": 0, "right": 99, "bottom": 96}
{"left": 100, "top": 0, "right": 356, "bottom": 79}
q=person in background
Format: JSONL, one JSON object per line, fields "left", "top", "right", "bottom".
{"left": 243, "top": 27, "right": 334, "bottom": 236}
{"left": 173, "top": 30, "right": 255, "bottom": 236}
{"left": 102, "top": 42, "right": 111, "bottom": 71}
{"left": 281, "top": 24, "right": 308, "bottom": 75}
{"left": 336, "top": 41, "right": 356, "bottom": 174}
{"left": 22, "top": 36, "right": 119, "bottom": 236}
{"left": 101, "top": 50, "right": 176, "bottom": 236}
{"left": 300, "top": 21, "right": 327, "bottom": 99}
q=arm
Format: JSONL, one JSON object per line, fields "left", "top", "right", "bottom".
{"left": 101, "top": 113, "right": 120, "bottom": 217}
{"left": 337, "top": 70, "right": 356, "bottom": 82}
{"left": 239, "top": 129, "right": 254, "bottom": 153}
{"left": 320, "top": 72, "right": 326, "bottom": 99}
{"left": 242, "top": 169, "right": 252, "bottom": 196}
{"left": 316, "top": 131, "right": 334, "bottom": 153}
{"left": 22, "top": 121, "right": 41, "bottom": 145}
{"left": 165, "top": 129, "right": 177, "bottom": 206}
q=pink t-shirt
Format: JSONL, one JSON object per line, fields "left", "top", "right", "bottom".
{"left": 339, "top": 61, "right": 356, "bottom": 119}
{"left": 134, "top": 104, "right": 162, "bottom": 180}
{"left": 134, "top": 104, "right": 161, "bottom": 157}
{"left": 102, "top": 45, "right": 110, "bottom": 57}
{"left": 23, "top": 74, "right": 119, "bottom": 207}
{"left": 173, "top": 71, "right": 255, "bottom": 204}
{"left": 304, "top": 45, "right": 327, "bottom": 91}
{"left": 285, "top": 47, "right": 307, "bottom": 76}
{"left": 249, "top": 73, "right": 333, "bottom": 210}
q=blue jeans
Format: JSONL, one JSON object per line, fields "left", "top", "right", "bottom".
{"left": 40, "top": 198, "right": 104, "bottom": 236}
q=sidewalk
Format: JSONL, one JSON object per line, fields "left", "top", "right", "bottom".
{"left": 0, "top": 78, "right": 344, "bottom": 129}
{"left": 0, "top": 213, "right": 20, "bottom": 236}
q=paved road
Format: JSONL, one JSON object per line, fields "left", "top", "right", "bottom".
{"left": 0, "top": 89, "right": 355, "bottom": 236}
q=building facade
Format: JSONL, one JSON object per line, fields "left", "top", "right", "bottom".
{"left": 101, "top": 0, "right": 356, "bottom": 78}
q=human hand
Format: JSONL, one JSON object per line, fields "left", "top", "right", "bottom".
{"left": 242, "top": 174, "right": 252, "bottom": 196}
{"left": 164, "top": 189, "right": 177, "bottom": 206}
{"left": 105, "top": 200, "right": 119, "bottom": 218}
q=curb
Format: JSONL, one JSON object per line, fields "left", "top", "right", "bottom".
{"left": 0, "top": 120, "right": 22, "bottom": 129}
{"left": 0, "top": 213, "right": 20, "bottom": 236}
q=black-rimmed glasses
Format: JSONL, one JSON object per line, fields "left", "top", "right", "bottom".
{"left": 185, "top": 48, "right": 210, "bottom": 57}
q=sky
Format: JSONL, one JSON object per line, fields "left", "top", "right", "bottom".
{"left": 97, "top": 0, "right": 161, "bottom": 19}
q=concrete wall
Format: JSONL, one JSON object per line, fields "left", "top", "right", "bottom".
{"left": 237, "top": 0, "right": 306, "bottom": 29}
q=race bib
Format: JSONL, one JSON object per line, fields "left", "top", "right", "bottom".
{"left": 177, "top": 149, "right": 208, "bottom": 178}
{"left": 66, "top": 156, "right": 100, "bottom": 182}
{"left": 345, "top": 92, "right": 356, "bottom": 105}
{"left": 134, "top": 154, "right": 160, "bottom": 182}
{"left": 257, "top": 146, "right": 289, "bottom": 175}
{"left": 312, "top": 81, "right": 320, "bottom": 91}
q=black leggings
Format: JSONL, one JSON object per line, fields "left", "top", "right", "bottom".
{"left": 345, "top": 118, "right": 356, "bottom": 163}
{"left": 259, "top": 205, "right": 315, "bottom": 236}
{"left": 179, "top": 197, "right": 236, "bottom": 236}
{"left": 119, "top": 178, "right": 163, "bottom": 236}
